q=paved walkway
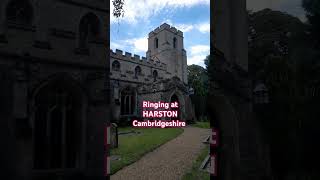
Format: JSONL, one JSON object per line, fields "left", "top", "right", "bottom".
{"left": 111, "top": 127, "right": 210, "bottom": 180}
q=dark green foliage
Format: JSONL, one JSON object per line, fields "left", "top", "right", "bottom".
{"left": 303, "top": 0, "right": 320, "bottom": 45}
{"left": 204, "top": 55, "right": 215, "bottom": 96}
{"left": 250, "top": 8, "right": 320, "bottom": 178}
{"left": 187, "top": 61, "right": 209, "bottom": 119}
{"left": 187, "top": 64, "right": 208, "bottom": 97}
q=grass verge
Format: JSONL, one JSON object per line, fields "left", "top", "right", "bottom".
{"left": 182, "top": 146, "right": 210, "bottom": 180}
{"left": 191, "top": 121, "right": 210, "bottom": 129}
{"left": 110, "top": 127, "right": 184, "bottom": 174}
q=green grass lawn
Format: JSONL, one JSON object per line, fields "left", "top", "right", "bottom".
{"left": 182, "top": 146, "right": 210, "bottom": 180}
{"left": 191, "top": 121, "right": 210, "bottom": 129}
{"left": 110, "top": 127, "right": 184, "bottom": 174}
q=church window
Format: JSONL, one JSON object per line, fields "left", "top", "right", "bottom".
{"left": 135, "top": 66, "right": 142, "bottom": 78}
{"left": 33, "top": 78, "right": 83, "bottom": 170}
{"left": 79, "top": 12, "right": 101, "bottom": 48}
{"left": 6, "top": 0, "right": 34, "bottom": 26}
{"left": 153, "top": 70, "right": 158, "bottom": 82}
{"left": 155, "top": 38, "right": 159, "bottom": 48}
{"left": 112, "top": 60, "right": 120, "bottom": 71}
{"left": 173, "top": 37, "right": 177, "bottom": 48}
{"left": 120, "top": 88, "right": 135, "bottom": 115}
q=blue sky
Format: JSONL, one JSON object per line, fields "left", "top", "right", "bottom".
{"left": 110, "top": 0, "right": 210, "bottom": 68}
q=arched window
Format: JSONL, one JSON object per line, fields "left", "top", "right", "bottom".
{"left": 253, "top": 83, "right": 269, "bottom": 104}
{"left": 155, "top": 38, "right": 159, "bottom": 49}
{"left": 173, "top": 37, "right": 177, "bottom": 48}
{"left": 79, "top": 13, "right": 101, "bottom": 48}
{"left": 33, "top": 78, "right": 84, "bottom": 169}
{"left": 120, "top": 87, "right": 135, "bottom": 115}
{"left": 6, "top": 0, "right": 34, "bottom": 25}
{"left": 135, "top": 66, "right": 142, "bottom": 78}
{"left": 153, "top": 70, "right": 158, "bottom": 82}
{"left": 112, "top": 60, "right": 120, "bottom": 71}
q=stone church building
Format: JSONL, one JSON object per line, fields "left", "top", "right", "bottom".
{"left": 110, "top": 23, "right": 195, "bottom": 124}
{"left": 0, "top": 0, "right": 109, "bottom": 179}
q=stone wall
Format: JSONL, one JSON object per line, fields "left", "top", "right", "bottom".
{"left": 110, "top": 49, "right": 167, "bottom": 84}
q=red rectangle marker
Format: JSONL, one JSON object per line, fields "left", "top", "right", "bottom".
{"left": 211, "top": 128, "right": 219, "bottom": 148}
{"left": 211, "top": 153, "right": 218, "bottom": 176}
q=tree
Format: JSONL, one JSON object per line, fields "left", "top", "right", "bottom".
{"left": 187, "top": 64, "right": 208, "bottom": 96}
{"left": 250, "top": 8, "right": 320, "bottom": 178}
{"left": 112, "top": 0, "right": 125, "bottom": 18}
{"left": 303, "top": 0, "right": 320, "bottom": 46}
{"left": 187, "top": 57, "right": 209, "bottom": 120}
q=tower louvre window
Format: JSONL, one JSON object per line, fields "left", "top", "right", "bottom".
{"left": 155, "top": 38, "right": 159, "bottom": 48}
{"left": 153, "top": 70, "right": 158, "bottom": 82}
{"left": 173, "top": 37, "right": 177, "bottom": 48}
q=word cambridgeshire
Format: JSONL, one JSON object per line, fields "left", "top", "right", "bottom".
{"left": 132, "top": 120, "right": 186, "bottom": 128}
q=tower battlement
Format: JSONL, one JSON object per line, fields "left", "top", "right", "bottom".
{"left": 148, "top": 23, "right": 183, "bottom": 38}
{"left": 110, "top": 49, "right": 167, "bottom": 70}
{"left": 110, "top": 22, "right": 187, "bottom": 84}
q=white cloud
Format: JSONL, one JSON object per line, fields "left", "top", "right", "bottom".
{"left": 161, "top": 20, "right": 209, "bottom": 34}
{"left": 188, "top": 55, "right": 207, "bottom": 67}
{"left": 110, "top": 36, "right": 148, "bottom": 55}
{"left": 198, "top": 22, "right": 210, "bottom": 33}
{"left": 174, "top": 24, "right": 194, "bottom": 32}
{"left": 126, "top": 36, "right": 148, "bottom": 53}
{"left": 161, "top": 19, "right": 210, "bottom": 34}
{"left": 110, "top": 42, "right": 125, "bottom": 50}
{"left": 161, "top": 19, "right": 195, "bottom": 32}
{"left": 188, "top": 45, "right": 210, "bottom": 67}
{"left": 190, "top": 45, "right": 210, "bottom": 55}
{"left": 110, "top": 0, "right": 210, "bottom": 24}
{"left": 161, "top": 19, "right": 173, "bottom": 25}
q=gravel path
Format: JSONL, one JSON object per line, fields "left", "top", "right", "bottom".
{"left": 111, "top": 127, "right": 210, "bottom": 180}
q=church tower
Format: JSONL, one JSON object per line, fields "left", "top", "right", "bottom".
{"left": 146, "top": 23, "right": 188, "bottom": 84}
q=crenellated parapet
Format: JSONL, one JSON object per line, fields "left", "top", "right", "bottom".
{"left": 182, "top": 49, "right": 187, "bottom": 56}
{"left": 110, "top": 49, "right": 167, "bottom": 70}
{"left": 148, "top": 23, "right": 183, "bottom": 38}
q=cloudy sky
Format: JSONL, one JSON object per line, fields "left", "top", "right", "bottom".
{"left": 110, "top": 0, "right": 210, "bottom": 68}
{"left": 247, "top": 0, "right": 306, "bottom": 21}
